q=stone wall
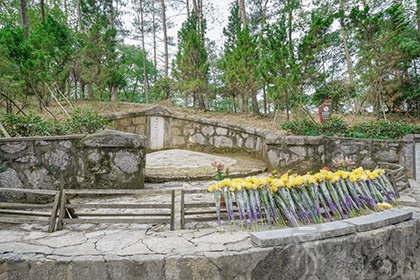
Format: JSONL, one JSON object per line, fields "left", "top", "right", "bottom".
{"left": 105, "top": 106, "right": 268, "bottom": 156}
{"left": 0, "top": 131, "right": 147, "bottom": 191}
{"left": 0, "top": 218, "right": 419, "bottom": 279}
{"left": 105, "top": 106, "right": 418, "bottom": 178}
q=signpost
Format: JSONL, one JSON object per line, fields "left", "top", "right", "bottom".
{"left": 318, "top": 99, "right": 332, "bottom": 123}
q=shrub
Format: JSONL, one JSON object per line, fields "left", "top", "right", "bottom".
{"left": 281, "top": 117, "right": 418, "bottom": 140}
{"left": 1, "top": 113, "right": 51, "bottom": 137}
{"left": 281, "top": 118, "right": 321, "bottom": 136}
{"left": 1, "top": 109, "right": 108, "bottom": 137}
{"left": 65, "top": 109, "right": 108, "bottom": 134}
{"left": 347, "top": 120, "right": 420, "bottom": 140}
{"left": 320, "top": 117, "right": 348, "bottom": 136}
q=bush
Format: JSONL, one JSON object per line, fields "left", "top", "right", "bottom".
{"left": 320, "top": 117, "right": 348, "bottom": 136}
{"left": 281, "top": 118, "right": 321, "bottom": 136}
{"left": 347, "top": 120, "right": 420, "bottom": 140}
{"left": 65, "top": 109, "right": 108, "bottom": 134}
{"left": 281, "top": 117, "right": 418, "bottom": 140}
{"left": 2, "top": 114, "right": 51, "bottom": 137}
{"left": 1, "top": 109, "right": 108, "bottom": 137}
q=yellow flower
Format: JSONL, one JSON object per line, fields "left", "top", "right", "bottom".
{"left": 208, "top": 184, "right": 216, "bottom": 192}
{"left": 335, "top": 170, "right": 350, "bottom": 180}
{"left": 377, "top": 202, "right": 393, "bottom": 210}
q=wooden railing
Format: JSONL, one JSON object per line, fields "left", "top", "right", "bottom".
{"left": 57, "top": 189, "right": 176, "bottom": 231}
{"left": 378, "top": 162, "right": 411, "bottom": 197}
{"left": 0, "top": 188, "right": 60, "bottom": 232}
{"left": 180, "top": 189, "right": 237, "bottom": 229}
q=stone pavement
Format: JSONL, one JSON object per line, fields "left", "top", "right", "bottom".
{"left": 1, "top": 179, "right": 420, "bottom": 279}
{"left": 145, "top": 149, "right": 267, "bottom": 182}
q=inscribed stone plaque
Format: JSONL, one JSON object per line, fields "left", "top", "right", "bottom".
{"left": 149, "top": 116, "right": 165, "bottom": 150}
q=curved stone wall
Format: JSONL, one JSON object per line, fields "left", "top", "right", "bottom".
{"left": 0, "top": 131, "right": 147, "bottom": 190}
{"left": 105, "top": 106, "right": 418, "bottom": 178}
{"left": 0, "top": 217, "right": 418, "bottom": 279}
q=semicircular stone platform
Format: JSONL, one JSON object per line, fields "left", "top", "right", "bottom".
{"left": 145, "top": 149, "right": 267, "bottom": 182}
{"left": 1, "top": 178, "right": 420, "bottom": 280}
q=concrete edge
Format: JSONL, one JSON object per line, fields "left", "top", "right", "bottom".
{"left": 250, "top": 209, "right": 412, "bottom": 248}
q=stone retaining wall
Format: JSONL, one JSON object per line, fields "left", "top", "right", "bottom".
{"left": 105, "top": 106, "right": 418, "bottom": 178}
{"left": 0, "top": 218, "right": 419, "bottom": 279}
{"left": 0, "top": 131, "right": 147, "bottom": 191}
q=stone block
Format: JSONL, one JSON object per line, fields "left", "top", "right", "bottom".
{"left": 250, "top": 221, "right": 356, "bottom": 247}
{"left": 113, "top": 151, "right": 140, "bottom": 174}
{"left": 0, "top": 142, "right": 27, "bottom": 154}
{"left": 245, "top": 137, "right": 255, "bottom": 149}
{"left": 215, "top": 127, "right": 228, "bottom": 135}
{"left": 82, "top": 131, "right": 147, "bottom": 148}
{"left": 214, "top": 136, "right": 233, "bottom": 148}
{"left": 202, "top": 126, "right": 214, "bottom": 136}
{"left": 0, "top": 168, "right": 24, "bottom": 188}
{"left": 344, "top": 209, "right": 412, "bottom": 232}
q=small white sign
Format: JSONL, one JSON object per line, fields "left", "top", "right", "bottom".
{"left": 149, "top": 116, "right": 165, "bottom": 150}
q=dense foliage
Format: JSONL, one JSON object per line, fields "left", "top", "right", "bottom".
{"left": 1, "top": 110, "right": 108, "bottom": 137}
{"left": 282, "top": 117, "right": 420, "bottom": 140}
{"left": 0, "top": 0, "right": 419, "bottom": 136}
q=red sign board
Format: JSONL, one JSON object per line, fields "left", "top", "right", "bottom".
{"left": 318, "top": 99, "right": 332, "bottom": 123}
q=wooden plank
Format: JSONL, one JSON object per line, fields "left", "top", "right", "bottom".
{"left": 0, "top": 188, "right": 57, "bottom": 195}
{"left": 180, "top": 190, "right": 186, "bottom": 229}
{"left": 57, "top": 192, "right": 67, "bottom": 230}
{"left": 0, "top": 216, "right": 49, "bottom": 224}
{"left": 184, "top": 217, "right": 225, "bottom": 222}
{"left": 181, "top": 189, "right": 208, "bottom": 194}
{"left": 62, "top": 218, "right": 171, "bottom": 224}
{"left": 0, "top": 209, "right": 51, "bottom": 216}
{"left": 75, "top": 213, "right": 171, "bottom": 217}
{"left": 0, "top": 203, "right": 54, "bottom": 209}
{"left": 65, "top": 203, "right": 172, "bottom": 209}
{"left": 185, "top": 210, "right": 217, "bottom": 215}
{"left": 48, "top": 191, "right": 61, "bottom": 233}
{"left": 170, "top": 190, "right": 175, "bottom": 231}
{"left": 184, "top": 203, "right": 215, "bottom": 208}
{"left": 64, "top": 189, "right": 174, "bottom": 195}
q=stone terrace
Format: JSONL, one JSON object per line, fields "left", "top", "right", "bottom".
{"left": 1, "top": 179, "right": 420, "bottom": 279}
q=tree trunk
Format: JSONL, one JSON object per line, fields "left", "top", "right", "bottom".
{"left": 251, "top": 91, "right": 259, "bottom": 115}
{"left": 140, "top": 0, "right": 149, "bottom": 102}
{"left": 107, "top": 0, "right": 114, "bottom": 29}
{"left": 417, "top": 0, "right": 420, "bottom": 41}
{"left": 186, "top": 0, "right": 190, "bottom": 16}
{"left": 77, "top": 0, "right": 83, "bottom": 32}
{"left": 338, "top": 0, "right": 358, "bottom": 113}
{"left": 64, "top": 0, "right": 68, "bottom": 24}
{"left": 40, "top": 0, "right": 45, "bottom": 22}
{"left": 161, "top": 0, "right": 169, "bottom": 77}
{"left": 238, "top": 0, "right": 247, "bottom": 27}
{"left": 87, "top": 83, "right": 93, "bottom": 101}
{"left": 20, "top": 0, "right": 29, "bottom": 38}
{"left": 152, "top": 1, "right": 157, "bottom": 80}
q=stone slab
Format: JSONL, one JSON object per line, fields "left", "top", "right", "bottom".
{"left": 343, "top": 209, "right": 412, "bottom": 232}
{"left": 250, "top": 221, "right": 356, "bottom": 248}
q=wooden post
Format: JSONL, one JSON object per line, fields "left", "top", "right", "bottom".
{"left": 180, "top": 190, "right": 185, "bottom": 229}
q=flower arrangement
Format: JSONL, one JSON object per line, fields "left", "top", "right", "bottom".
{"left": 211, "top": 161, "right": 225, "bottom": 181}
{"left": 207, "top": 167, "right": 397, "bottom": 227}
{"left": 332, "top": 157, "right": 356, "bottom": 171}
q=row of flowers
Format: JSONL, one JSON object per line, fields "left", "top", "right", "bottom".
{"left": 207, "top": 167, "right": 397, "bottom": 227}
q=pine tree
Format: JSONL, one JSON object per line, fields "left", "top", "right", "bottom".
{"left": 173, "top": 11, "right": 209, "bottom": 109}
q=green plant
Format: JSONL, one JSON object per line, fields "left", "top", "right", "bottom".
{"left": 65, "top": 109, "right": 108, "bottom": 134}
{"left": 1, "top": 113, "right": 51, "bottom": 137}
{"left": 1, "top": 109, "right": 108, "bottom": 137}
{"left": 320, "top": 117, "right": 348, "bottom": 136}
{"left": 281, "top": 118, "right": 321, "bottom": 136}
{"left": 347, "top": 120, "right": 420, "bottom": 140}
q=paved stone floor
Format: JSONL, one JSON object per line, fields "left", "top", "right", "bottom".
{"left": 1, "top": 179, "right": 419, "bottom": 266}
{"left": 145, "top": 149, "right": 267, "bottom": 182}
